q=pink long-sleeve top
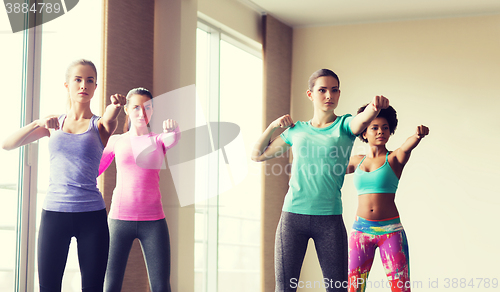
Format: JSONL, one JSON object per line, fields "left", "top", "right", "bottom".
{"left": 99, "top": 128, "right": 180, "bottom": 221}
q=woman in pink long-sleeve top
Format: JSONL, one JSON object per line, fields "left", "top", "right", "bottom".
{"left": 99, "top": 87, "right": 180, "bottom": 292}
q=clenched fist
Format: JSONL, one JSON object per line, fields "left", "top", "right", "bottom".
{"left": 369, "top": 95, "right": 390, "bottom": 112}
{"left": 163, "top": 119, "right": 179, "bottom": 133}
{"left": 272, "top": 114, "right": 295, "bottom": 129}
{"left": 110, "top": 94, "right": 126, "bottom": 108}
{"left": 37, "top": 115, "right": 60, "bottom": 130}
{"left": 415, "top": 125, "right": 429, "bottom": 139}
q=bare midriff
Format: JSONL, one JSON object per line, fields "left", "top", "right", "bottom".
{"left": 357, "top": 193, "right": 399, "bottom": 220}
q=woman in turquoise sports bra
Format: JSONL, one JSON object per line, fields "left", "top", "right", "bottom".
{"left": 345, "top": 105, "right": 429, "bottom": 292}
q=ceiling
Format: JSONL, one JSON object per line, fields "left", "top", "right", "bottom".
{"left": 239, "top": 0, "right": 500, "bottom": 27}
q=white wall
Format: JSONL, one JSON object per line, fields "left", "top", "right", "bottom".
{"left": 198, "top": 0, "right": 261, "bottom": 44}
{"left": 292, "top": 14, "right": 500, "bottom": 291}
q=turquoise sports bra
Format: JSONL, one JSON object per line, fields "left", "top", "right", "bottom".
{"left": 353, "top": 152, "right": 399, "bottom": 195}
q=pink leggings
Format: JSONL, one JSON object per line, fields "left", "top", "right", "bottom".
{"left": 348, "top": 229, "right": 410, "bottom": 292}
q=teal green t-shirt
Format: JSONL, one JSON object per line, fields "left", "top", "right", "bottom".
{"left": 280, "top": 114, "right": 356, "bottom": 215}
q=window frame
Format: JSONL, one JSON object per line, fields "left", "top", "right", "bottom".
{"left": 15, "top": 15, "right": 43, "bottom": 292}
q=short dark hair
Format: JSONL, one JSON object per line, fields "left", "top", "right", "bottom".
{"left": 308, "top": 69, "right": 340, "bottom": 90}
{"left": 357, "top": 104, "right": 398, "bottom": 143}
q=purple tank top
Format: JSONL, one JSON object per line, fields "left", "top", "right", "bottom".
{"left": 44, "top": 114, "right": 105, "bottom": 212}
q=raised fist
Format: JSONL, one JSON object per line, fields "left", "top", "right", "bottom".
{"left": 273, "top": 114, "right": 295, "bottom": 129}
{"left": 163, "top": 119, "right": 178, "bottom": 133}
{"left": 110, "top": 94, "right": 126, "bottom": 108}
{"left": 416, "top": 125, "right": 429, "bottom": 139}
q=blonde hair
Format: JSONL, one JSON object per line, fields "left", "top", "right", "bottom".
{"left": 65, "top": 59, "right": 97, "bottom": 111}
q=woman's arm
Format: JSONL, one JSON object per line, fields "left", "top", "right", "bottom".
{"left": 346, "top": 155, "right": 364, "bottom": 174}
{"left": 98, "top": 134, "right": 118, "bottom": 176}
{"left": 392, "top": 125, "right": 430, "bottom": 166}
{"left": 1, "top": 115, "right": 59, "bottom": 150}
{"left": 98, "top": 94, "right": 127, "bottom": 140}
{"left": 251, "top": 114, "right": 294, "bottom": 162}
{"left": 350, "top": 95, "right": 390, "bottom": 135}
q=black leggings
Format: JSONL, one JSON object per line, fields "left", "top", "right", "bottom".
{"left": 38, "top": 209, "right": 109, "bottom": 292}
{"left": 275, "top": 211, "right": 348, "bottom": 292}
{"left": 104, "top": 218, "right": 171, "bottom": 292}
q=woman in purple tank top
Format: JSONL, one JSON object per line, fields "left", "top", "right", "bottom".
{"left": 2, "top": 59, "right": 126, "bottom": 292}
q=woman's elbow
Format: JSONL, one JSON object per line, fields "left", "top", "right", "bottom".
{"left": 251, "top": 155, "right": 261, "bottom": 162}
{"left": 251, "top": 154, "right": 267, "bottom": 162}
{"left": 1, "top": 141, "right": 14, "bottom": 151}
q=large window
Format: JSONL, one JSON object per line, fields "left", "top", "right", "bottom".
{"left": 0, "top": 1, "right": 102, "bottom": 290}
{"left": 195, "top": 22, "right": 263, "bottom": 292}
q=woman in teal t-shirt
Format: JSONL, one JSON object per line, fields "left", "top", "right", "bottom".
{"left": 252, "top": 69, "right": 389, "bottom": 292}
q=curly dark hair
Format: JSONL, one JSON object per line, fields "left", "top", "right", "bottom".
{"left": 357, "top": 104, "right": 398, "bottom": 143}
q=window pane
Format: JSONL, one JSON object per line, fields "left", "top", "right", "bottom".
{"left": 218, "top": 39, "right": 262, "bottom": 292}
{"left": 35, "top": 1, "right": 103, "bottom": 291}
{"left": 0, "top": 14, "right": 24, "bottom": 292}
